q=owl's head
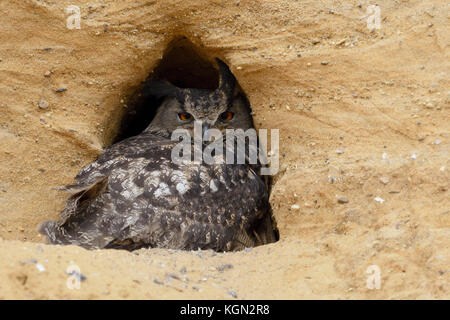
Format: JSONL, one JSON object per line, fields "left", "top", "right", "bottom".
{"left": 144, "top": 59, "right": 254, "bottom": 137}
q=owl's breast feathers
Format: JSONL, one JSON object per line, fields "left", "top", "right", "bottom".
{"left": 38, "top": 133, "right": 276, "bottom": 251}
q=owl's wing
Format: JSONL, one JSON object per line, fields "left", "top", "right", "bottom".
{"left": 38, "top": 176, "right": 112, "bottom": 247}
{"left": 40, "top": 133, "right": 174, "bottom": 247}
{"left": 60, "top": 133, "right": 171, "bottom": 192}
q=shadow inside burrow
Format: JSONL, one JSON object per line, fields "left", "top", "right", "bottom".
{"left": 113, "top": 37, "right": 221, "bottom": 143}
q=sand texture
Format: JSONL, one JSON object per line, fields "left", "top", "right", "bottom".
{"left": 0, "top": 0, "right": 448, "bottom": 299}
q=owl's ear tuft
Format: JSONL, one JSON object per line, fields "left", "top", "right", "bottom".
{"left": 216, "top": 58, "right": 236, "bottom": 97}
{"left": 143, "top": 80, "right": 183, "bottom": 100}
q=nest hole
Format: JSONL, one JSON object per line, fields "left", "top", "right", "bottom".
{"left": 113, "top": 37, "right": 279, "bottom": 244}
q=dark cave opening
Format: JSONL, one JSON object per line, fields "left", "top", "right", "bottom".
{"left": 113, "top": 37, "right": 221, "bottom": 143}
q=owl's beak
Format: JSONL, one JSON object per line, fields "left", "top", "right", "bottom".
{"left": 202, "top": 123, "right": 210, "bottom": 139}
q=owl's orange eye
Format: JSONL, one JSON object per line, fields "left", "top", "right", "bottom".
{"left": 220, "top": 111, "right": 234, "bottom": 121}
{"left": 178, "top": 112, "right": 193, "bottom": 121}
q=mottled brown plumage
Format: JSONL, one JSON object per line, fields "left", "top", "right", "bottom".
{"left": 38, "top": 59, "right": 277, "bottom": 251}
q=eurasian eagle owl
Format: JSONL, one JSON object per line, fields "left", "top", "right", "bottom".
{"left": 38, "top": 58, "right": 277, "bottom": 251}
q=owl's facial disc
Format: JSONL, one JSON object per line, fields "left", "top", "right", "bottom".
{"left": 175, "top": 88, "right": 233, "bottom": 134}
{"left": 146, "top": 58, "right": 253, "bottom": 138}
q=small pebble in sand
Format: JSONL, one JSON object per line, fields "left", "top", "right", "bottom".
{"left": 216, "top": 264, "right": 233, "bottom": 272}
{"left": 291, "top": 204, "right": 300, "bottom": 210}
{"left": 374, "top": 196, "right": 385, "bottom": 203}
{"left": 66, "top": 270, "right": 87, "bottom": 281}
{"left": 312, "top": 39, "right": 320, "bottom": 45}
{"left": 229, "top": 290, "right": 238, "bottom": 298}
{"left": 337, "top": 197, "right": 349, "bottom": 204}
{"left": 379, "top": 177, "right": 390, "bottom": 184}
{"left": 321, "top": 61, "right": 329, "bottom": 65}
{"left": 44, "top": 71, "right": 51, "bottom": 77}
{"left": 36, "top": 263, "right": 45, "bottom": 272}
{"left": 336, "top": 149, "right": 344, "bottom": 154}
{"left": 166, "top": 273, "right": 181, "bottom": 281}
{"left": 55, "top": 88, "right": 67, "bottom": 93}
{"left": 38, "top": 100, "right": 48, "bottom": 109}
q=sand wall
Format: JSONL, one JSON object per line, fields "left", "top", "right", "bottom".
{"left": 0, "top": 0, "right": 448, "bottom": 299}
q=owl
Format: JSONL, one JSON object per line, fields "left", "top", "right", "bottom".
{"left": 38, "top": 58, "right": 277, "bottom": 252}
